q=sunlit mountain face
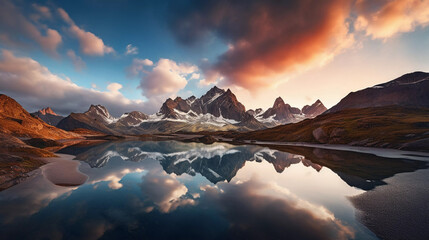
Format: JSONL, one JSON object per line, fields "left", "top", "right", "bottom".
{"left": 0, "top": 141, "right": 427, "bottom": 239}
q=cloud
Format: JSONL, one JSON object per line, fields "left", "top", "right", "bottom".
{"left": 200, "top": 177, "right": 354, "bottom": 240}
{"left": 168, "top": 0, "right": 354, "bottom": 91}
{"left": 106, "top": 82, "right": 123, "bottom": 93}
{"left": 126, "top": 58, "right": 154, "bottom": 78}
{"left": 198, "top": 78, "right": 214, "bottom": 87}
{"left": 355, "top": 0, "right": 429, "bottom": 39}
{"left": 58, "top": 8, "right": 114, "bottom": 56}
{"left": 32, "top": 4, "right": 52, "bottom": 20}
{"left": 125, "top": 44, "right": 138, "bottom": 55}
{"left": 0, "top": 0, "right": 62, "bottom": 55}
{"left": 138, "top": 58, "right": 198, "bottom": 100}
{"left": 140, "top": 169, "right": 195, "bottom": 213}
{"left": 190, "top": 73, "right": 200, "bottom": 80}
{"left": 0, "top": 50, "right": 154, "bottom": 116}
{"left": 67, "top": 49, "right": 85, "bottom": 71}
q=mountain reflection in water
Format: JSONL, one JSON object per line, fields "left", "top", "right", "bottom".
{"left": 0, "top": 141, "right": 427, "bottom": 240}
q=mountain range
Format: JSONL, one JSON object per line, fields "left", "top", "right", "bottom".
{"left": 0, "top": 71, "right": 428, "bottom": 151}
{"left": 50, "top": 86, "right": 326, "bottom": 134}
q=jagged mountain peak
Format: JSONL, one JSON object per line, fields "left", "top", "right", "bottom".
{"left": 186, "top": 95, "right": 197, "bottom": 105}
{"left": 222, "top": 88, "right": 238, "bottom": 100}
{"left": 116, "top": 111, "right": 148, "bottom": 126}
{"left": 262, "top": 97, "right": 296, "bottom": 122}
{"left": 32, "top": 107, "right": 64, "bottom": 126}
{"left": 302, "top": 99, "right": 327, "bottom": 117}
{"left": 200, "top": 86, "right": 226, "bottom": 105}
{"left": 273, "top": 97, "right": 285, "bottom": 108}
{"left": 84, "top": 104, "right": 116, "bottom": 124}
{"left": 37, "top": 107, "right": 58, "bottom": 116}
{"left": 186, "top": 95, "right": 196, "bottom": 101}
{"left": 208, "top": 85, "right": 225, "bottom": 94}
{"left": 211, "top": 85, "right": 223, "bottom": 91}
{"left": 88, "top": 104, "right": 108, "bottom": 111}
{"left": 87, "top": 104, "right": 110, "bottom": 116}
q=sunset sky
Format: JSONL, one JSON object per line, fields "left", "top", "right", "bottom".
{"left": 0, "top": 0, "right": 428, "bottom": 116}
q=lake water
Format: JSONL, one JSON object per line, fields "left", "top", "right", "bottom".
{"left": 0, "top": 141, "right": 428, "bottom": 240}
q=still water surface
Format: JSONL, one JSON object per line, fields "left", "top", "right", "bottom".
{"left": 0, "top": 141, "right": 428, "bottom": 240}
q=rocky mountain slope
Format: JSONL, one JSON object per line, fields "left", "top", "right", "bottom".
{"left": 327, "top": 71, "right": 429, "bottom": 113}
{"left": 31, "top": 107, "right": 64, "bottom": 126}
{"left": 302, "top": 99, "right": 327, "bottom": 117}
{"left": 57, "top": 105, "right": 122, "bottom": 135}
{"left": 0, "top": 94, "right": 79, "bottom": 140}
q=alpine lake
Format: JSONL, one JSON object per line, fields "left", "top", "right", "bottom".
{"left": 1, "top": 140, "right": 428, "bottom": 240}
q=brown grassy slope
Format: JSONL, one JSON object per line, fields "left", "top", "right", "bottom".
{"left": 235, "top": 106, "right": 429, "bottom": 150}
{"left": 0, "top": 133, "right": 54, "bottom": 190}
{"left": 0, "top": 133, "right": 56, "bottom": 157}
{"left": 70, "top": 128, "right": 106, "bottom": 136}
{"left": 0, "top": 94, "right": 80, "bottom": 140}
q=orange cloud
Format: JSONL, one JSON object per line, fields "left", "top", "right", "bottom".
{"left": 169, "top": 0, "right": 354, "bottom": 91}
{"left": 355, "top": 0, "right": 429, "bottom": 39}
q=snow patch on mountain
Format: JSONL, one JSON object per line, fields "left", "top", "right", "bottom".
{"left": 139, "top": 109, "right": 241, "bottom": 127}
{"left": 204, "top": 92, "right": 223, "bottom": 105}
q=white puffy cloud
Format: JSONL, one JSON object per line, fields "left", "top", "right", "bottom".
{"left": 58, "top": 8, "right": 114, "bottom": 56}
{"left": 125, "top": 44, "right": 138, "bottom": 55}
{"left": 138, "top": 58, "right": 198, "bottom": 100}
{"left": 0, "top": 0, "right": 62, "bottom": 55}
{"left": 126, "top": 58, "right": 154, "bottom": 78}
{"left": 0, "top": 50, "right": 156, "bottom": 116}
{"left": 106, "top": 82, "right": 123, "bottom": 93}
{"left": 66, "top": 49, "right": 85, "bottom": 71}
{"left": 355, "top": 0, "right": 429, "bottom": 39}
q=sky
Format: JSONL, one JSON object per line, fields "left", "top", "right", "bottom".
{"left": 0, "top": 0, "right": 428, "bottom": 116}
